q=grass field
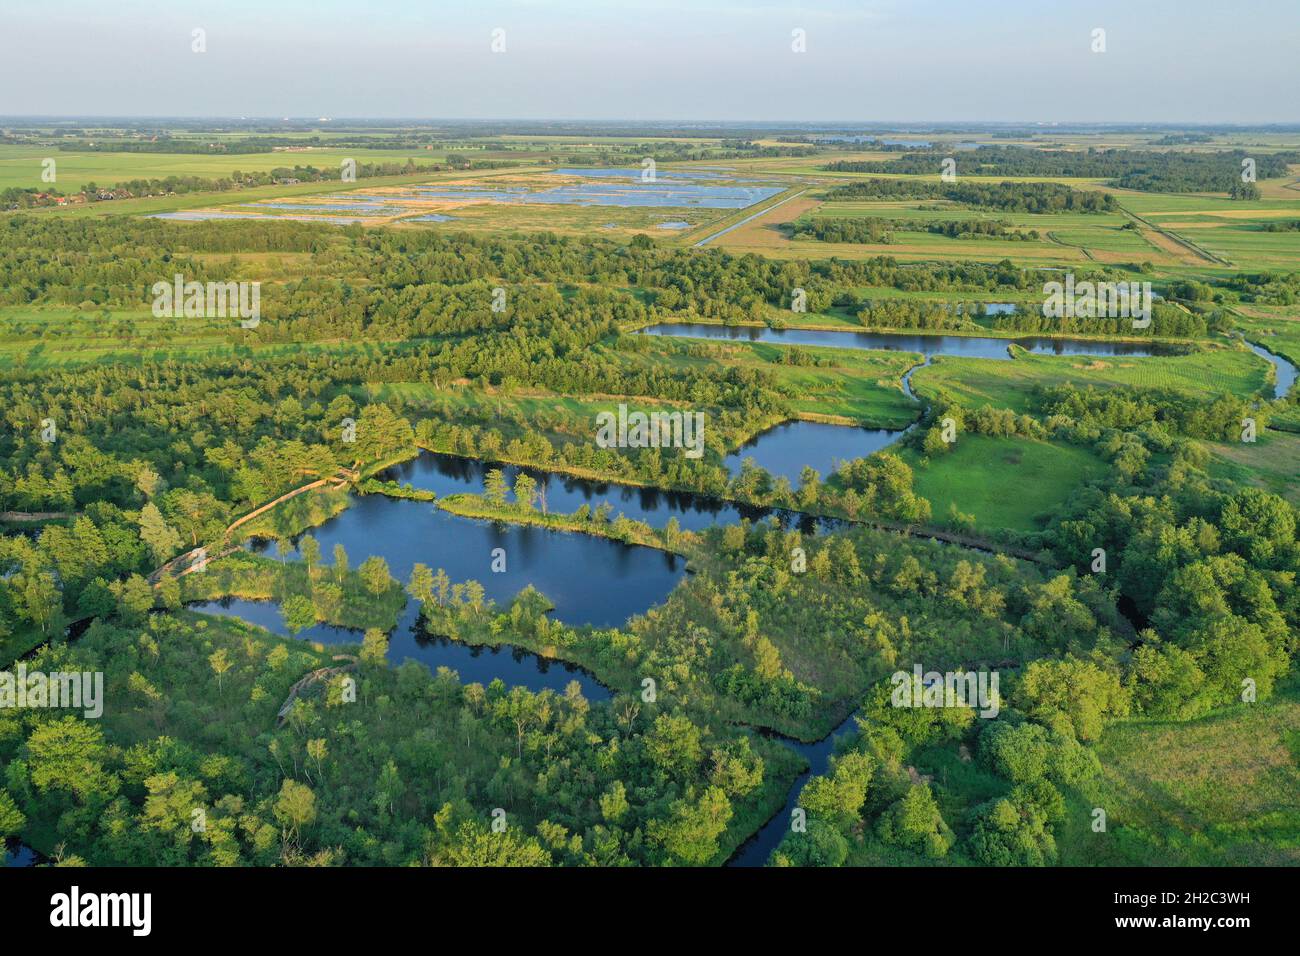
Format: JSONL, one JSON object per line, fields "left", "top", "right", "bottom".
{"left": 901, "top": 435, "right": 1110, "bottom": 532}
{"left": 1058, "top": 676, "right": 1300, "bottom": 866}
{"left": 1207, "top": 430, "right": 1300, "bottom": 505}
{"left": 910, "top": 345, "right": 1272, "bottom": 414}
{"left": 1115, "top": 187, "right": 1300, "bottom": 269}
{"left": 0, "top": 144, "right": 453, "bottom": 192}
{"left": 606, "top": 335, "right": 922, "bottom": 428}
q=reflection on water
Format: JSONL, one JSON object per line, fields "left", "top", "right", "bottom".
{"left": 191, "top": 597, "right": 610, "bottom": 700}
{"left": 638, "top": 323, "right": 1182, "bottom": 358}
{"left": 382, "top": 452, "right": 769, "bottom": 532}
{"left": 728, "top": 710, "right": 861, "bottom": 867}
{"left": 1243, "top": 339, "right": 1298, "bottom": 400}
{"left": 724, "top": 421, "right": 906, "bottom": 484}
{"left": 250, "top": 496, "right": 684, "bottom": 630}
{"left": 3, "top": 838, "right": 39, "bottom": 867}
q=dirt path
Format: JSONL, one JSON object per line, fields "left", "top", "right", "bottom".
{"left": 693, "top": 189, "right": 809, "bottom": 247}
{"left": 149, "top": 472, "right": 351, "bottom": 582}
{"left": 1121, "top": 208, "right": 1227, "bottom": 265}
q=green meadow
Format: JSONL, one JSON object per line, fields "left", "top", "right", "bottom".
{"left": 1207, "top": 430, "right": 1300, "bottom": 506}
{"left": 0, "top": 144, "right": 452, "bottom": 192}
{"left": 910, "top": 346, "right": 1272, "bottom": 414}
{"left": 1057, "top": 676, "right": 1300, "bottom": 866}
{"left": 901, "top": 435, "right": 1110, "bottom": 533}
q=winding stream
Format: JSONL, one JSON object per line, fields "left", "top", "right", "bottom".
{"left": 1242, "top": 338, "right": 1298, "bottom": 400}
{"left": 728, "top": 710, "right": 862, "bottom": 867}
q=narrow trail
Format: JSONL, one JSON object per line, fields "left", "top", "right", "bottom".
{"left": 149, "top": 471, "right": 352, "bottom": 583}
{"left": 0, "top": 511, "right": 78, "bottom": 522}
{"left": 1120, "top": 208, "right": 1228, "bottom": 266}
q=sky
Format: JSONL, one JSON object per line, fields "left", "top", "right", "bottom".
{"left": 2, "top": 0, "right": 1297, "bottom": 123}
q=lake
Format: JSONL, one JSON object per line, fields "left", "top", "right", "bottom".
{"left": 191, "top": 597, "right": 611, "bottom": 700}
{"left": 637, "top": 323, "right": 1182, "bottom": 358}
{"left": 249, "top": 495, "right": 685, "bottom": 630}
{"left": 724, "top": 421, "right": 906, "bottom": 484}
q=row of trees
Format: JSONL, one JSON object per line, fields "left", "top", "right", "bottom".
{"left": 825, "top": 145, "right": 1298, "bottom": 194}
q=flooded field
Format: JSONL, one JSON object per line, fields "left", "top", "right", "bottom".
{"left": 151, "top": 167, "right": 787, "bottom": 226}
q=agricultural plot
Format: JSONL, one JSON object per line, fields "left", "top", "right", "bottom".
{"left": 715, "top": 192, "right": 1169, "bottom": 265}
{"left": 0, "top": 144, "right": 452, "bottom": 193}
{"left": 1115, "top": 187, "right": 1300, "bottom": 269}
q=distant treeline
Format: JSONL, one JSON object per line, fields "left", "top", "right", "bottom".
{"left": 58, "top": 137, "right": 349, "bottom": 155}
{"left": 824, "top": 146, "right": 1300, "bottom": 195}
{"left": 792, "top": 217, "right": 1039, "bottom": 243}
{"left": 555, "top": 140, "right": 816, "bottom": 165}
{"left": 1150, "top": 133, "right": 1213, "bottom": 145}
{"left": 824, "top": 179, "right": 1116, "bottom": 213}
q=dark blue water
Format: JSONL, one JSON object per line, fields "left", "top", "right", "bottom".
{"left": 724, "top": 421, "right": 905, "bottom": 484}
{"left": 638, "top": 323, "right": 1180, "bottom": 358}
{"left": 728, "top": 710, "right": 862, "bottom": 867}
{"left": 250, "top": 496, "right": 684, "bottom": 629}
{"left": 191, "top": 598, "right": 610, "bottom": 701}
{"left": 380, "top": 452, "right": 771, "bottom": 532}
{"left": 3, "top": 838, "right": 38, "bottom": 867}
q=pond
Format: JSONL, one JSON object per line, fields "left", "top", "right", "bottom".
{"left": 415, "top": 182, "right": 782, "bottom": 210}
{"left": 724, "top": 421, "right": 906, "bottom": 484}
{"left": 191, "top": 597, "right": 611, "bottom": 701}
{"left": 637, "top": 323, "right": 1183, "bottom": 358}
{"left": 380, "top": 451, "right": 772, "bottom": 532}
{"left": 3, "top": 838, "right": 40, "bottom": 867}
{"left": 249, "top": 495, "right": 685, "bottom": 630}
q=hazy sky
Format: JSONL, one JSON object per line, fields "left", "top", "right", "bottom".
{"left": 2, "top": 0, "right": 1296, "bottom": 122}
